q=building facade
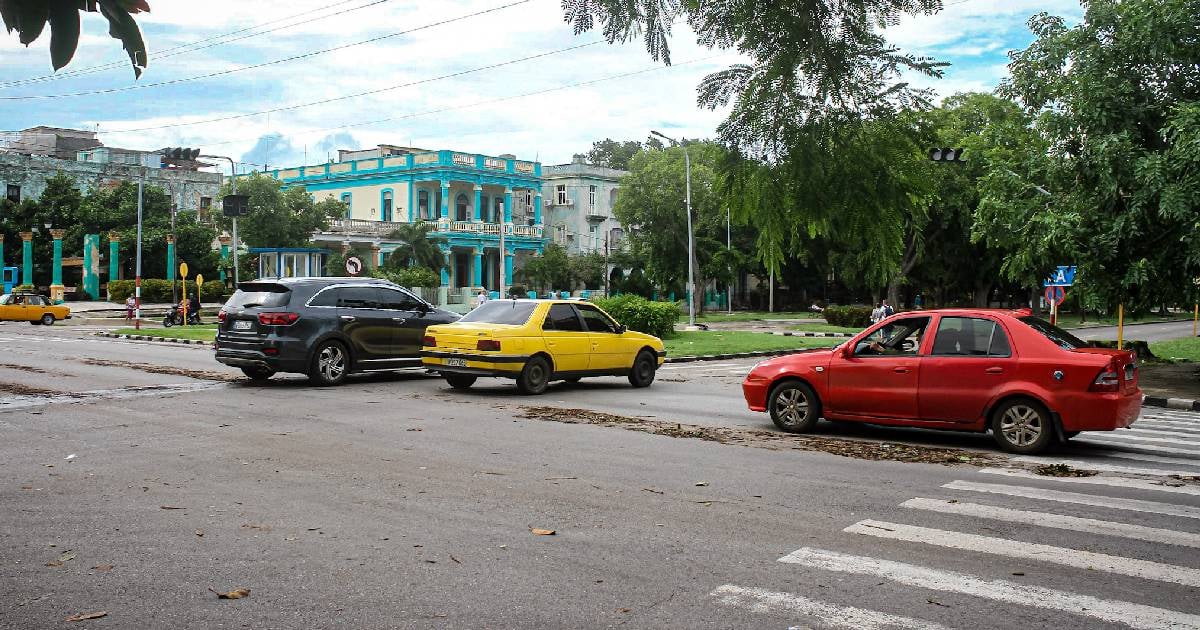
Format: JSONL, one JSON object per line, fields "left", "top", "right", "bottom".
{"left": 264, "top": 145, "right": 544, "bottom": 302}
{"left": 540, "top": 156, "right": 627, "bottom": 256}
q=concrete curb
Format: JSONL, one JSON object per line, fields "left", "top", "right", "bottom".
{"left": 763, "top": 331, "right": 854, "bottom": 338}
{"left": 1142, "top": 395, "right": 1200, "bottom": 412}
{"left": 665, "top": 348, "right": 821, "bottom": 364}
{"left": 94, "top": 332, "right": 211, "bottom": 346}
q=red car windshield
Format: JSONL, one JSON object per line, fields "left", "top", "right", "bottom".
{"left": 1018, "top": 316, "right": 1088, "bottom": 350}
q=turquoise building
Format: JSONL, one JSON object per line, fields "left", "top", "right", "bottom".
{"left": 265, "top": 145, "right": 544, "bottom": 303}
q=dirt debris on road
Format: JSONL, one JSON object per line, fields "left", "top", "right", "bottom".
{"left": 81, "top": 358, "right": 238, "bottom": 382}
{"left": 0, "top": 381, "right": 60, "bottom": 396}
{"left": 518, "top": 406, "right": 1002, "bottom": 466}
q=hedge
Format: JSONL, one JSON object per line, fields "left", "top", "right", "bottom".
{"left": 592, "top": 294, "right": 679, "bottom": 339}
{"left": 824, "top": 305, "right": 873, "bottom": 328}
{"left": 108, "top": 279, "right": 229, "bottom": 304}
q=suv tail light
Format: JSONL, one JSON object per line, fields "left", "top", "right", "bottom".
{"left": 477, "top": 339, "right": 501, "bottom": 351}
{"left": 422, "top": 335, "right": 436, "bottom": 347}
{"left": 217, "top": 310, "right": 227, "bottom": 323}
{"left": 257, "top": 312, "right": 299, "bottom": 326}
{"left": 1089, "top": 362, "right": 1120, "bottom": 392}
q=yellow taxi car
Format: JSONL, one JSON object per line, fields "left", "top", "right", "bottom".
{"left": 0, "top": 292, "right": 71, "bottom": 325}
{"left": 421, "top": 299, "right": 666, "bottom": 394}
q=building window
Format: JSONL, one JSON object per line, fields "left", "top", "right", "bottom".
{"left": 589, "top": 185, "right": 596, "bottom": 207}
{"left": 6, "top": 184, "right": 20, "bottom": 203}
{"left": 340, "top": 193, "right": 352, "bottom": 219}
{"left": 382, "top": 191, "right": 393, "bottom": 222}
{"left": 556, "top": 184, "right": 567, "bottom": 205}
{"left": 199, "top": 197, "right": 212, "bottom": 210}
{"left": 418, "top": 190, "right": 430, "bottom": 220}
{"left": 525, "top": 191, "right": 532, "bottom": 206}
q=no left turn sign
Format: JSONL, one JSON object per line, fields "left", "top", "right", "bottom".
{"left": 345, "top": 256, "right": 364, "bottom": 276}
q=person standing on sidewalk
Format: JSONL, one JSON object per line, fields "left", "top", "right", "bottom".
{"left": 124, "top": 295, "right": 136, "bottom": 324}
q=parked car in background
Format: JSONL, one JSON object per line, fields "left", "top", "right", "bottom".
{"left": 214, "top": 277, "right": 459, "bottom": 385}
{"left": 0, "top": 292, "right": 70, "bottom": 325}
{"left": 742, "top": 308, "right": 1140, "bottom": 454}
{"left": 421, "top": 299, "right": 666, "bottom": 394}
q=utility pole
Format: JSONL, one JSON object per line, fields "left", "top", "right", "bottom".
{"left": 769, "top": 269, "right": 775, "bottom": 313}
{"left": 134, "top": 170, "right": 144, "bottom": 329}
{"left": 651, "top": 130, "right": 695, "bottom": 328}
{"left": 726, "top": 206, "right": 732, "bottom": 314}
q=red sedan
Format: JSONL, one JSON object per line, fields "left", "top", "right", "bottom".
{"left": 742, "top": 308, "right": 1141, "bottom": 454}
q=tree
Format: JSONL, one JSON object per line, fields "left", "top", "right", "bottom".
{"left": 517, "top": 243, "right": 572, "bottom": 291}
{"left": 382, "top": 222, "right": 446, "bottom": 271}
{"left": 1, "top": 0, "right": 149, "bottom": 76}
{"left": 569, "top": 251, "right": 605, "bottom": 289}
{"left": 214, "top": 174, "right": 341, "bottom": 249}
{"left": 983, "top": 0, "right": 1200, "bottom": 313}
{"left": 586, "top": 139, "right": 643, "bottom": 171}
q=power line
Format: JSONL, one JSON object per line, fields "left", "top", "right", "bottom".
{"left": 95, "top": 41, "right": 602, "bottom": 135}
{"left": 197, "top": 54, "right": 724, "bottom": 151}
{"left": 0, "top": 0, "right": 393, "bottom": 90}
{"left": 1, "top": 1, "right": 531, "bottom": 100}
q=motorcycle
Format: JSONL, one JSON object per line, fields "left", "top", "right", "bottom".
{"left": 162, "top": 304, "right": 202, "bottom": 327}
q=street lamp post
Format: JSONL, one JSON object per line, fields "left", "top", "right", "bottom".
{"left": 135, "top": 169, "right": 144, "bottom": 329}
{"left": 650, "top": 130, "right": 696, "bottom": 328}
{"left": 726, "top": 206, "right": 732, "bottom": 314}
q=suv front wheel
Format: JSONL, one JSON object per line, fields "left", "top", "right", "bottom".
{"left": 309, "top": 341, "right": 349, "bottom": 386}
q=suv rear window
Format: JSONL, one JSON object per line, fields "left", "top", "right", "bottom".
{"left": 459, "top": 301, "right": 537, "bottom": 325}
{"left": 227, "top": 283, "right": 292, "bottom": 309}
{"left": 1018, "top": 316, "right": 1087, "bottom": 350}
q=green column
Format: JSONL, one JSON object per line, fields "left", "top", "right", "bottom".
{"left": 82, "top": 234, "right": 100, "bottom": 299}
{"left": 218, "top": 235, "right": 231, "bottom": 282}
{"left": 108, "top": 232, "right": 120, "bottom": 282}
{"left": 166, "top": 235, "right": 176, "bottom": 281}
{"left": 0, "top": 234, "right": 5, "bottom": 275}
{"left": 50, "top": 229, "right": 65, "bottom": 303}
{"left": 20, "top": 232, "right": 32, "bottom": 286}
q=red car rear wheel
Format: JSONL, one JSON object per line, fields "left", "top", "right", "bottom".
{"left": 991, "top": 398, "right": 1054, "bottom": 454}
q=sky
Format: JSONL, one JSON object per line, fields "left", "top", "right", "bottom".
{"left": 0, "top": 0, "right": 1082, "bottom": 172}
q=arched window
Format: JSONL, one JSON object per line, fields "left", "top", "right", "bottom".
{"left": 455, "top": 193, "right": 469, "bottom": 222}
{"left": 609, "top": 188, "right": 618, "bottom": 209}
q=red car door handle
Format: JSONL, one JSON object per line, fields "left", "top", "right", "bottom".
{"left": 985, "top": 367, "right": 1003, "bottom": 374}
{"left": 893, "top": 367, "right": 909, "bottom": 374}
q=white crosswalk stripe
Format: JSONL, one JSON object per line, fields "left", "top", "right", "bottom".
{"left": 1101, "top": 451, "right": 1200, "bottom": 467}
{"left": 709, "top": 585, "right": 952, "bottom": 630}
{"left": 1127, "top": 425, "right": 1200, "bottom": 436}
{"left": 944, "top": 479, "right": 1200, "bottom": 518}
{"left": 845, "top": 519, "right": 1200, "bottom": 587}
{"left": 777, "top": 548, "right": 1200, "bottom": 630}
{"left": 978, "top": 467, "right": 1200, "bottom": 496}
{"left": 1072, "top": 438, "right": 1200, "bottom": 456}
{"left": 900, "top": 497, "right": 1200, "bottom": 548}
{"left": 1010, "top": 456, "right": 1200, "bottom": 477}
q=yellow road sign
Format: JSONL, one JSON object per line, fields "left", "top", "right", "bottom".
{"left": 179, "top": 262, "right": 189, "bottom": 278}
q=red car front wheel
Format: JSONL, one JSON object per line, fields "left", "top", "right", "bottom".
{"left": 768, "top": 381, "right": 822, "bottom": 433}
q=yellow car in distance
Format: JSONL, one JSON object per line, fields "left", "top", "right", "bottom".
{"left": 0, "top": 292, "right": 71, "bottom": 325}
{"left": 421, "top": 299, "right": 666, "bottom": 394}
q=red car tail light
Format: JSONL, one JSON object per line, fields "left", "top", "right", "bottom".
{"left": 477, "top": 339, "right": 501, "bottom": 351}
{"left": 1089, "top": 362, "right": 1120, "bottom": 392}
{"left": 218, "top": 310, "right": 228, "bottom": 323}
{"left": 257, "top": 312, "right": 299, "bottom": 326}
{"left": 423, "top": 335, "right": 437, "bottom": 347}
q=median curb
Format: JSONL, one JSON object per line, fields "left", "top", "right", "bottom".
{"left": 1142, "top": 395, "right": 1200, "bottom": 412}
{"left": 665, "top": 348, "right": 826, "bottom": 364}
{"left": 94, "top": 332, "right": 211, "bottom": 346}
{"left": 765, "top": 331, "right": 854, "bottom": 338}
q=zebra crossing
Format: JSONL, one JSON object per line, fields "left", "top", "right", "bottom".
{"left": 710, "top": 406, "right": 1200, "bottom": 629}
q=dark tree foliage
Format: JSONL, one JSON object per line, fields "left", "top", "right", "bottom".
{"left": 1, "top": 0, "right": 149, "bottom": 76}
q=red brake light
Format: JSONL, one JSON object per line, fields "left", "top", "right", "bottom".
{"left": 257, "top": 312, "right": 299, "bottom": 326}
{"left": 218, "top": 310, "right": 227, "bottom": 323}
{"left": 477, "top": 339, "right": 501, "bottom": 351}
{"left": 1089, "top": 362, "right": 1120, "bottom": 392}
{"left": 423, "top": 335, "right": 436, "bottom": 347}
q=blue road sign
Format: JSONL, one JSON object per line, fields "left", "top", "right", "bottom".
{"left": 1043, "top": 265, "right": 1077, "bottom": 287}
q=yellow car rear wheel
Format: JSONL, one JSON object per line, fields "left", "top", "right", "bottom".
{"left": 517, "top": 356, "right": 550, "bottom": 395}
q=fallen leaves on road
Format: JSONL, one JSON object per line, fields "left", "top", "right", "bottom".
{"left": 518, "top": 406, "right": 1003, "bottom": 466}
{"left": 1035, "top": 464, "right": 1099, "bottom": 477}
{"left": 209, "top": 587, "right": 251, "bottom": 599}
{"left": 80, "top": 359, "right": 236, "bottom": 382}
{"left": 159, "top": 505, "right": 186, "bottom": 510}
{"left": 530, "top": 528, "right": 556, "bottom": 536}
{"left": 195, "top": 529, "right": 204, "bottom": 537}
{"left": 47, "top": 550, "right": 77, "bottom": 566}
{"left": 0, "top": 362, "right": 49, "bottom": 374}
{"left": 92, "top": 564, "right": 113, "bottom": 572}
{"left": 65, "top": 611, "right": 108, "bottom": 622}
{"left": 0, "top": 381, "right": 59, "bottom": 396}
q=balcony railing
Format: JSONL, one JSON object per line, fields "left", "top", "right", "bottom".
{"left": 326, "top": 219, "right": 542, "bottom": 238}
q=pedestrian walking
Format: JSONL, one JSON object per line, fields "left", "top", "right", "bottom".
{"left": 472, "top": 287, "right": 489, "bottom": 309}
{"left": 881, "top": 299, "right": 894, "bottom": 318}
{"left": 124, "top": 295, "right": 136, "bottom": 324}
{"left": 914, "top": 293, "right": 924, "bottom": 310}
{"left": 870, "top": 302, "right": 883, "bottom": 325}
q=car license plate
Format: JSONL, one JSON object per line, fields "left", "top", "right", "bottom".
{"left": 233, "top": 320, "right": 253, "bottom": 330}
{"left": 445, "top": 357, "right": 467, "bottom": 367}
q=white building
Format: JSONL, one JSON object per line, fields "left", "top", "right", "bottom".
{"left": 540, "top": 156, "right": 627, "bottom": 256}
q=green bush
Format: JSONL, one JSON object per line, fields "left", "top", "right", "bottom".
{"left": 105, "top": 279, "right": 200, "bottom": 303}
{"left": 824, "top": 305, "right": 873, "bottom": 328}
{"left": 592, "top": 294, "right": 679, "bottom": 338}
{"left": 371, "top": 266, "right": 440, "bottom": 288}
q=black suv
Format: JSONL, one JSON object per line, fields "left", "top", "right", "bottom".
{"left": 214, "top": 277, "right": 459, "bottom": 385}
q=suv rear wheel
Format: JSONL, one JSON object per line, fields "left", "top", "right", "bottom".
{"left": 309, "top": 341, "right": 349, "bottom": 386}
{"left": 241, "top": 366, "right": 275, "bottom": 381}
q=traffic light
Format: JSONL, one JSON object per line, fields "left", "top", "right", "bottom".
{"left": 928, "top": 147, "right": 965, "bottom": 163}
{"left": 161, "top": 147, "right": 201, "bottom": 162}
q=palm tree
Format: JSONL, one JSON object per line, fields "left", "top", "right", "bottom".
{"left": 383, "top": 223, "right": 447, "bottom": 271}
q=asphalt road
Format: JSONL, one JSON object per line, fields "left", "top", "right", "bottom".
{"left": 1071, "top": 319, "right": 1197, "bottom": 343}
{"left": 2, "top": 325, "right": 1199, "bottom": 629}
